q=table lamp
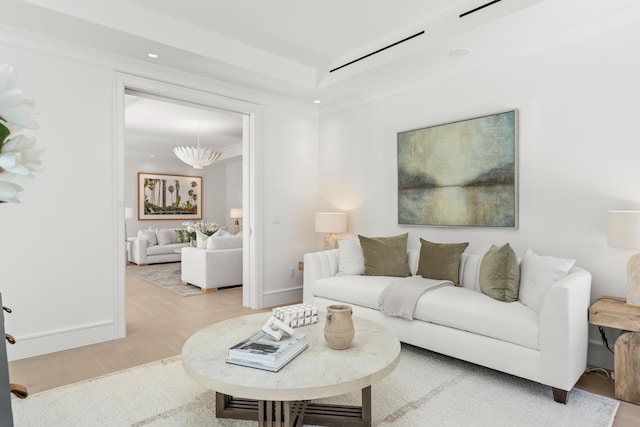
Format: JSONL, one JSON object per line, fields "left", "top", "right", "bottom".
{"left": 230, "top": 208, "right": 243, "bottom": 234}
{"left": 607, "top": 210, "right": 640, "bottom": 307}
{"left": 124, "top": 207, "right": 134, "bottom": 240}
{"left": 315, "top": 212, "right": 347, "bottom": 250}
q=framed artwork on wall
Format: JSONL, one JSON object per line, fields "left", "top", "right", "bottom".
{"left": 138, "top": 172, "right": 202, "bottom": 220}
{"left": 397, "top": 110, "right": 518, "bottom": 228}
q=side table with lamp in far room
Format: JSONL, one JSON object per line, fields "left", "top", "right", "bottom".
{"left": 589, "top": 296, "right": 640, "bottom": 405}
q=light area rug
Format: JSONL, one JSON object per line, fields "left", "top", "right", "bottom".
{"left": 12, "top": 344, "right": 618, "bottom": 427}
{"left": 126, "top": 262, "right": 202, "bottom": 297}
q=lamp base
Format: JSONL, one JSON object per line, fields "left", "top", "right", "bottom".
{"left": 234, "top": 218, "right": 240, "bottom": 235}
{"left": 627, "top": 252, "right": 640, "bottom": 307}
{"left": 323, "top": 233, "right": 338, "bottom": 250}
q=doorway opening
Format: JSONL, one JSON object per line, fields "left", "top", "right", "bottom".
{"left": 115, "top": 73, "right": 264, "bottom": 339}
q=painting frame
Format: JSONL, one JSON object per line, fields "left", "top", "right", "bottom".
{"left": 138, "top": 172, "right": 203, "bottom": 220}
{"left": 397, "top": 110, "right": 518, "bottom": 228}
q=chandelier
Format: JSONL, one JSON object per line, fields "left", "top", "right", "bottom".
{"left": 173, "top": 127, "right": 221, "bottom": 169}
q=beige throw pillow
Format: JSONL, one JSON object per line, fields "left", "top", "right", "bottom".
{"left": 479, "top": 243, "right": 520, "bottom": 302}
{"left": 358, "top": 233, "right": 410, "bottom": 277}
{"left": 416, "top": 239, "right": 468, "bottom": 284}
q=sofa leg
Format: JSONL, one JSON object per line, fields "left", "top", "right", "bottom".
{"left": 552, "top": 387, "right": 568, "bottom": 404}
{"left": 181, "top": 281, "right": 189, "bottom": 285}
{"left": 202, "top": 288, "right": 218, "bottom": 293}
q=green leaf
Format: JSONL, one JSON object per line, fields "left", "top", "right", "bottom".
{"left": 0, "top": 123, "right": 9, "bottom": 145}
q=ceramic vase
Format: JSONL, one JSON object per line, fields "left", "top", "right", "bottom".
{"left": 324, "top": 304, "right": 354, "bottom": 350}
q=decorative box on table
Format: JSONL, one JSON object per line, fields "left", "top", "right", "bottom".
{"left": 273, "top": 304, "right": 318, "bottom": 328}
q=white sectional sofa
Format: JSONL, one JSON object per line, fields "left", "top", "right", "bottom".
{"left": 303, "top": 242, "right": 592, "bottom": 404}
{"left": 129, "top": 228, "right": 190, "bottom": 265}
{"left": 180, "top": 234, "right": 243, "bottom": 291}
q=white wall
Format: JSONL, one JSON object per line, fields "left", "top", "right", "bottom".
{"left": 318, "top": 16, "right": 640, "bottom": 369}
{"left": 226, "top": 160, "right": 243, "bottom": 231}
{"left": 0, "top": 28, "right": 318, "bottom": 360}
{"left": 124, "top": 154, "right": 235, "bottom": 236}
{"left": 261, "top": 106, "right": 319, "bottom": 307}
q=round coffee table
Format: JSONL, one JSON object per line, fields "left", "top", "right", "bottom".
{"left": 182, "top": 312, "right": 400, "bottom": 427}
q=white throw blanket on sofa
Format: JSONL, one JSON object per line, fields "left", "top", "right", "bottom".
{"left": 378, "top": 276, "right": 453, "bottom": 320}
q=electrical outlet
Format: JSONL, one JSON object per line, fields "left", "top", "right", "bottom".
{"left": 289, "top": 267, "right": 295, "bottom": 279}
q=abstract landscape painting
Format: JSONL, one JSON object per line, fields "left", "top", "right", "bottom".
{"left": 398, "top": 110, "right": 518, "bottom": 227}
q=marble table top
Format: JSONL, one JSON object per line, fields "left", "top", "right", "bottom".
{"left": 182, "top": 311, "right": 401, "bottom": 401}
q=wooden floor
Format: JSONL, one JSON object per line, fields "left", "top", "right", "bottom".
{"left": 8, "top": 271, "right": 640, "bottom": 426}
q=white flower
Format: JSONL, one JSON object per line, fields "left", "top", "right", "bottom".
{"left": 0, "top": 172, "right": 23, "bottom": 203}
{"left": 0, "top": 134, "right": 43, "bottom": 177}
{"left": 0, "top": 65, "right": 39, "bottom": 130}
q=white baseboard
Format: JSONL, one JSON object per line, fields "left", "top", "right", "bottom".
{"left": 261, "top": 286, "right": 303, "bottom": 308}
{"left": 7, "top": 321, "right": 117, "bottom": 361}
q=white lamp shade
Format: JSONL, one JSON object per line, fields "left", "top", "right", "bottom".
{"left": 607, "top": 211, "right": 640, "bottom": 249}
{"left": 230, "top": 208, "right": 243, "bottom": 219}
{"left": 315, "top": 212, "right": 347, "bottom": 233}
{"left": 124, "top": 207, "right": 134, "bottom": 219}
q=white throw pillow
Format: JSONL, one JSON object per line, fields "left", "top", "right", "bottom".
{"left": 156, "top": 228, "right": 177, "bottom": 245}
{"left": 207, "top": 234, "right": 243, "bottom": 250}
{"left": 518, "top": 249, "right": 575, "bottom": 312}
{"left": 337, "top": 237, "right": 365, "bottom": 276}
{"left": 195, "top": 230, "right": 210, "bottom": 249}
{"left": 137, "top": 229, "right": 158, "bottom": 246}
{"left": 217, "top": 229, "right": 230, "bottom": 237}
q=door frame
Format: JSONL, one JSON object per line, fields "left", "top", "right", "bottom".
{"left": 114, "top": 73, "right": 264, "bottom": 338}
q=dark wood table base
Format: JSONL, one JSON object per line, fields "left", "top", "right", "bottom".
{"left": 216, "top": 386, "right": 372, "bottom": 427}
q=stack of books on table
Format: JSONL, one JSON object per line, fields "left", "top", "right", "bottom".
{"left": 226, "top": 331, "right": 308, "bottom": 372}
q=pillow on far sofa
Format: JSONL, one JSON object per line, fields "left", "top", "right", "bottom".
{"left": 518, "top": 249, "right": 575, "bottom": 312}
{"left": 156, "top": 228, "right": 178, "bottom": 245}
{"left": 479, "top": 243, "right": 520, "bottom": 302}
{"left": 137, "top": 229, "right": 158, "bottom": 246}
{"left": 337, "top": 237, "right": 365, "bottom": 276}
{"left": 175, "top": 229, "right": 190, "bottom": 244}
{"left": 416, "top": 238, "right": 468, "bottom": 284}
{"left": 358, "top": 233, "right": 410, "bottom": 277}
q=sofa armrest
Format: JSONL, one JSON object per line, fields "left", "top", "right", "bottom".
{"left": 303, "top": 249, "right": 339, "bottom": 304}
{"left": 538, "top": 267, "right": 592, "bottom": 390}
{"left": 181, "top": 247, "right": 243, "bottom": 289}
{"left": 130, "top": 238, "right": 148, "bottom": 265}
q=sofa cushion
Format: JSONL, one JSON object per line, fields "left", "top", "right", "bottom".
{"left": 156, "top": 228, "right": 179, "bottom": 245}
{"left": 518, "top": 249, "right": 575, "bottom": 312}
{"left": 314, "top": 275, "right": 398, "bottom": 310}
{"left": 137, "top": 229, "right": 158, "bottom": 246}
{"left": 207, "top": 234, "right": 243, "bottom": 250}
{"left": 358, "top": 233, "right": 410, "bottom": 277}
{"left": 413, "top": 286, "right": 539, "bottom": 350}
{"left": 416, "top": 239, "right": 468, "bottom": 284}
{"left": 479, "top": 243, "right": 520, "bottom": 302}
{"left": 147, "top": 242, "right": 187, "bottom": 256}
{"left": 337, "top": 237, "right": 365, "bottom": 276}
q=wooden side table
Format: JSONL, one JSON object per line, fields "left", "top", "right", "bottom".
{"left": 589, "top": 296, "right": 640, "bottom": 404}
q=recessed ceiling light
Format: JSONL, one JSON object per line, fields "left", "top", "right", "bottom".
{"left": 314, "top": 100, "right": 321, "bottom": 104}
{"left": 147, "top": 53, "right": 159, "bottom": 59}
{"left": 449, "top": 48, "right": 470, "bottom": 58}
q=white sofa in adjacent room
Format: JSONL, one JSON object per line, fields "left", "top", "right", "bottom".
{"left": 180, "top": 233, "right": 243, "bottom": 291}
{"left": 129, "top": 228, "right": 190, "bottom": 265}
{"left": 303, "top": 236, "right": 592, "bottom": 404}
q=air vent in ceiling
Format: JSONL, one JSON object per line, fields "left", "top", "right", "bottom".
{"left": 329, "top": 30, "right": 425, "bottom": 73}
{"left": 459, "top": 0, "right": 503, "bottom": 18}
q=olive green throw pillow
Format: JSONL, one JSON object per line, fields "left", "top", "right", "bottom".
{"left": 416, "top": 239, "right": 468, "bottom": 284}
{"left": 358, "top": 233, "right": 410, "bottom": 277}
{"left": 479, "top": 243, "right": 520, "bottom": 302}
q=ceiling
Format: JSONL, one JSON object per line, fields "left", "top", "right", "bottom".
{"left": 4, "top": 0, "right": 639, "bottom": 111}
{"left": 124, "top": 92, "right": 243, "bottom": 160}
{"left": 3, "top": 0, "right": 640, "bottom": 155}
